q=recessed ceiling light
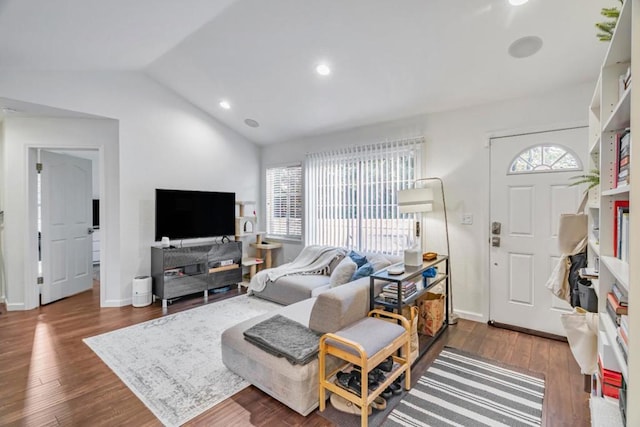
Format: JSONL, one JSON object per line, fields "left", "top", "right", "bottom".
{"left": 316, "top": 64, "right": 331, "bottom": 76}
{"left": 244, "top": 118, "right": 260, "bottom": 128}
{"left": 509, "top": 0, "right": 529, "bottom": 5}
{"left": 219, "top": 100, "right": 231, "bottom": 110}
{"left": 508, "top": 36, "right": 543, "bottom": 58}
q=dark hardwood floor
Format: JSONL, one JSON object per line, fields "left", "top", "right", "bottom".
{"left": 0, "top": 280, "right": 590, "bottom": 426}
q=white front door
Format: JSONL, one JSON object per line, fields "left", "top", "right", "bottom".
{"left": 489, "top": 127, "right": 588, "bottom": 336}
{"left": 40, "top": 151, "right": 93, "bottom": 304}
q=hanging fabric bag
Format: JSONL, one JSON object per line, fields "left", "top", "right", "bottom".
{"left": 558, "top": 194, "right": 588, "bottom": 254}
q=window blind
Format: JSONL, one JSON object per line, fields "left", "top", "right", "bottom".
{"left": 305, "top": 138, "right": 422, "bottom": 254}
{"left": 266, "top": 165, "right": 302, "bottom": 239}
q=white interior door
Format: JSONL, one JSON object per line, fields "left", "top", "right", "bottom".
{"left": 41, "top": 151, "right": 93, "bottom": 304}
{"left": 489, "top": 128, "right": 587, "bottom": 336}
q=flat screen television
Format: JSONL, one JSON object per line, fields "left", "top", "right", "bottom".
{"left": 155, "top": 189, "right": 235, "bottom": 241}
{"left": 92, "top": 199, "right": 99, "bottom": 228}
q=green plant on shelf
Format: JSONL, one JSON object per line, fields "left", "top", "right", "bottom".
{"left": 569, "top": 169, "right": 600, "bottom": 193}
{"left": 596, "top": 0, "right": 623, "bottom": 41}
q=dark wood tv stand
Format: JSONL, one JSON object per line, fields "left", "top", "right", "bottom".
{"left": 151, "top": 241, "right": 242, "bottom": 312}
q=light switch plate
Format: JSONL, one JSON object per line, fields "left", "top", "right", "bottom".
{"left": 461, "top": 213, "right": 473, "bottom": 225}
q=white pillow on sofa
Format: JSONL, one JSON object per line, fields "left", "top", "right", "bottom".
{"left": 329, "top": 257, "right": 357, "bottom": 287}
{"left": 367, "top": 253, "right": 393, "bottom": 273}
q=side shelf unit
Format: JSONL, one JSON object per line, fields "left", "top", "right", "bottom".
{"left": 587, "top": 0, "right": 637, "bottom": 424}
{"left": 234, "top": 200, "right": 282, "bottom": 280}
{"left": 369, "top": 256, "right": 449, "bottom": 362}
{"left": 151, "top": 241, "right": 242, "bottom": 311}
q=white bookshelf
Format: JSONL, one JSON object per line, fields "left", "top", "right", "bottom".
{"left": 587, "top": 0, "right": 637, "bottom": 424}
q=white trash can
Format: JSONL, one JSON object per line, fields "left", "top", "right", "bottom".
{"left": 132, "top": 276, "right": 152, "bottom": 307}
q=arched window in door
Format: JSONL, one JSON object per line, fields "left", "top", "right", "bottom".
{"left": 508, "top": 144, "right": 582, "bottom": 174}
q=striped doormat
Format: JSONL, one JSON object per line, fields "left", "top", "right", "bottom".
{"left": 383, "top": 347, "right": 545, "bottom": 427}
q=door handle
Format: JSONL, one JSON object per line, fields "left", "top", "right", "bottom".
{"left": 88, "top": 227, "right": 95, "bottom": 235}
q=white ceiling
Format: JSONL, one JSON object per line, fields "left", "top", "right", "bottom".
{"left": 0, "top": 0, "right": 610, "bottom": 144}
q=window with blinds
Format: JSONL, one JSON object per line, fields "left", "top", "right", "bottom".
{"left": 266, "top": 165, "right": 302, "bottom": 240}
{"left": 305, "top": 138, "right": 422, "bottom": 255}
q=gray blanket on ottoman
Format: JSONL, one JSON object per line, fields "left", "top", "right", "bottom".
{"left": 243, "top": 314, "right": 321, "bottom": 365}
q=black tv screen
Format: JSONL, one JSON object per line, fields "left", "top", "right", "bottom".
{"left": 155, "top": 189, "right": 235, "bottom": 241}
{"left": 93, "top": 199, "right": 99, "bottom": 228}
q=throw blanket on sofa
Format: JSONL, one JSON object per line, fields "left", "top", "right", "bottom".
{"left": 248, "top": 245, "right": 344, "bottom": 293}
{"left": 243, "top": 314, "right": 322, "bottom": 365}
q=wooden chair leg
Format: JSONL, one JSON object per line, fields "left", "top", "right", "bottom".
{"left": 361, "top": 402, "right": 368, "bottom": 427}
{"left": 404, "top": 337, "right": 411, "bottom": 390}
{"left": 318, "top": 340, "right": 326, "bottom": 412}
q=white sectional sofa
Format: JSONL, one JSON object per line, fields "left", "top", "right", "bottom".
{"left": 221, "top": 250, "right": 401, "bottom": 415}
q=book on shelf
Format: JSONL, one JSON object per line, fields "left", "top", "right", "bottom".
{"left": 607, "top": 301, "right": 621, "bottom": 326}
{"left": 613, "top": 200, "right": 629, "bottom": 258}
{"left": 381, "top": 280, "right": 417, "bottom": 303}
{"left": 620, "top": 388, "right": 627, "bottom": 426}
{"left": 579, "top": 267, "right": 599, "bottom": 279}
{"left": 616, "top": 335, "right": 629, "bottom": 363}
{"left": 615, "top": 130, "right": 631, "bottom": 188}
{"left": 382, "top": 287, "right": 417, "bottom": 297}
{"left": 612, "top": 282, "right": 628, "bottom": 306}
{"left": 618, "top": 324, "right": 629, "bottom": 347}
{"left": 599, "top": 356, "right": 623, "bottom": 386}
{"left": 608, "top": 292, "right": 628, "bottom": 316}
{"left": 619, "top": 211, "right": 629, "bottom": 262}
{"left": 621, "top": 314, "right": 629, "bottom": 331}
{"left": 598, "top": 356, "right": 623, "bottom": 399}
{"left": 382, "top": 282, "right": 417, "bottom": 294}
{"left": 618, "top": 315, "right": 629, "bottom": 352}
{"left": 382, "top": 294, "right": 417, "bottom": 304}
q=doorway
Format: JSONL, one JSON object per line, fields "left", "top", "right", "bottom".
{"left": 29, "top": 147, "right": 103, "bottom": 307}
{"left": 38, "top": 149, "right": 99, "bottom": 304}
{"left": 489, "top": 127, "right": 588, "bottom": 336}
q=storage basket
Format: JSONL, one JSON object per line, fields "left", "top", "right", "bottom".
{"left": 417, "top": 292, "right": 445, "bottom": 336}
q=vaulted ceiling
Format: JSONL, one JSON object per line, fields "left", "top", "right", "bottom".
{"left": 0, "top": 0, "right": 611, "bottom": 144}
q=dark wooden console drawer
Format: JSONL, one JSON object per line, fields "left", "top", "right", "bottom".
{"left": 208, "top": 267, "right": 242, "bottom": 290}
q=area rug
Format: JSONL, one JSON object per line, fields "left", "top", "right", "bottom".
{"left": 383, "top": 347, "right": 545, "bottom": 426}
{"left": 83, "top": 295, "right": 280, "bottom": 427}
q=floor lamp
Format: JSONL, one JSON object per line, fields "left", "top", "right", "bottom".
{"left": 398, "top": 177, "right": 458, "bottom": 325}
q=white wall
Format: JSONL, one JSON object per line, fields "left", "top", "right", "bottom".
{"left": 0, "top": 70, "right": 260, "bottom": 309}
{"left": 262, "top": 82, "right": 594, "bottom": 321}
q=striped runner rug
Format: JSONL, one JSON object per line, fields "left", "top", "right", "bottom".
{"left": 383, "top": 347, "right": 545, "bottom": 427}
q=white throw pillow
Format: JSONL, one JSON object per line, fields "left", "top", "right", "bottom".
{"left": 327, "top": 253, "right": 346, "bottom": 274}
{"left": 367, "top": 253, "right": 392, "bottom": 273}
{"left": 329, "top": 257, "right": 357, "bottom": 287}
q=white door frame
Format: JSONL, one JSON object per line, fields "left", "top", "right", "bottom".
{"left": 484, "top": 122, "right": 588, "bottom": 325}
{"left": 27, "top": 146, "right": 106, "bottom": 308}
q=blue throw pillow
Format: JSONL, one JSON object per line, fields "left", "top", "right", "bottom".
{"left": 351, "top": 262, "right": 374, "bottom": 280}
{"left": 348, "top": 250, "right": 368, "bottom": 268}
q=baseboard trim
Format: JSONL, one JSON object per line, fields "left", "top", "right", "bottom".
{"left": 487, "top": 320, "right": 567, "bottom": 342}
{"left": 453, "top": 309, "right": 484, "bottom": 323}
{"left": 102, "top": 298, "right": 132, "bottom": 308}
{"left": 5, "top": 302, "right": 26, "bottom": 311}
